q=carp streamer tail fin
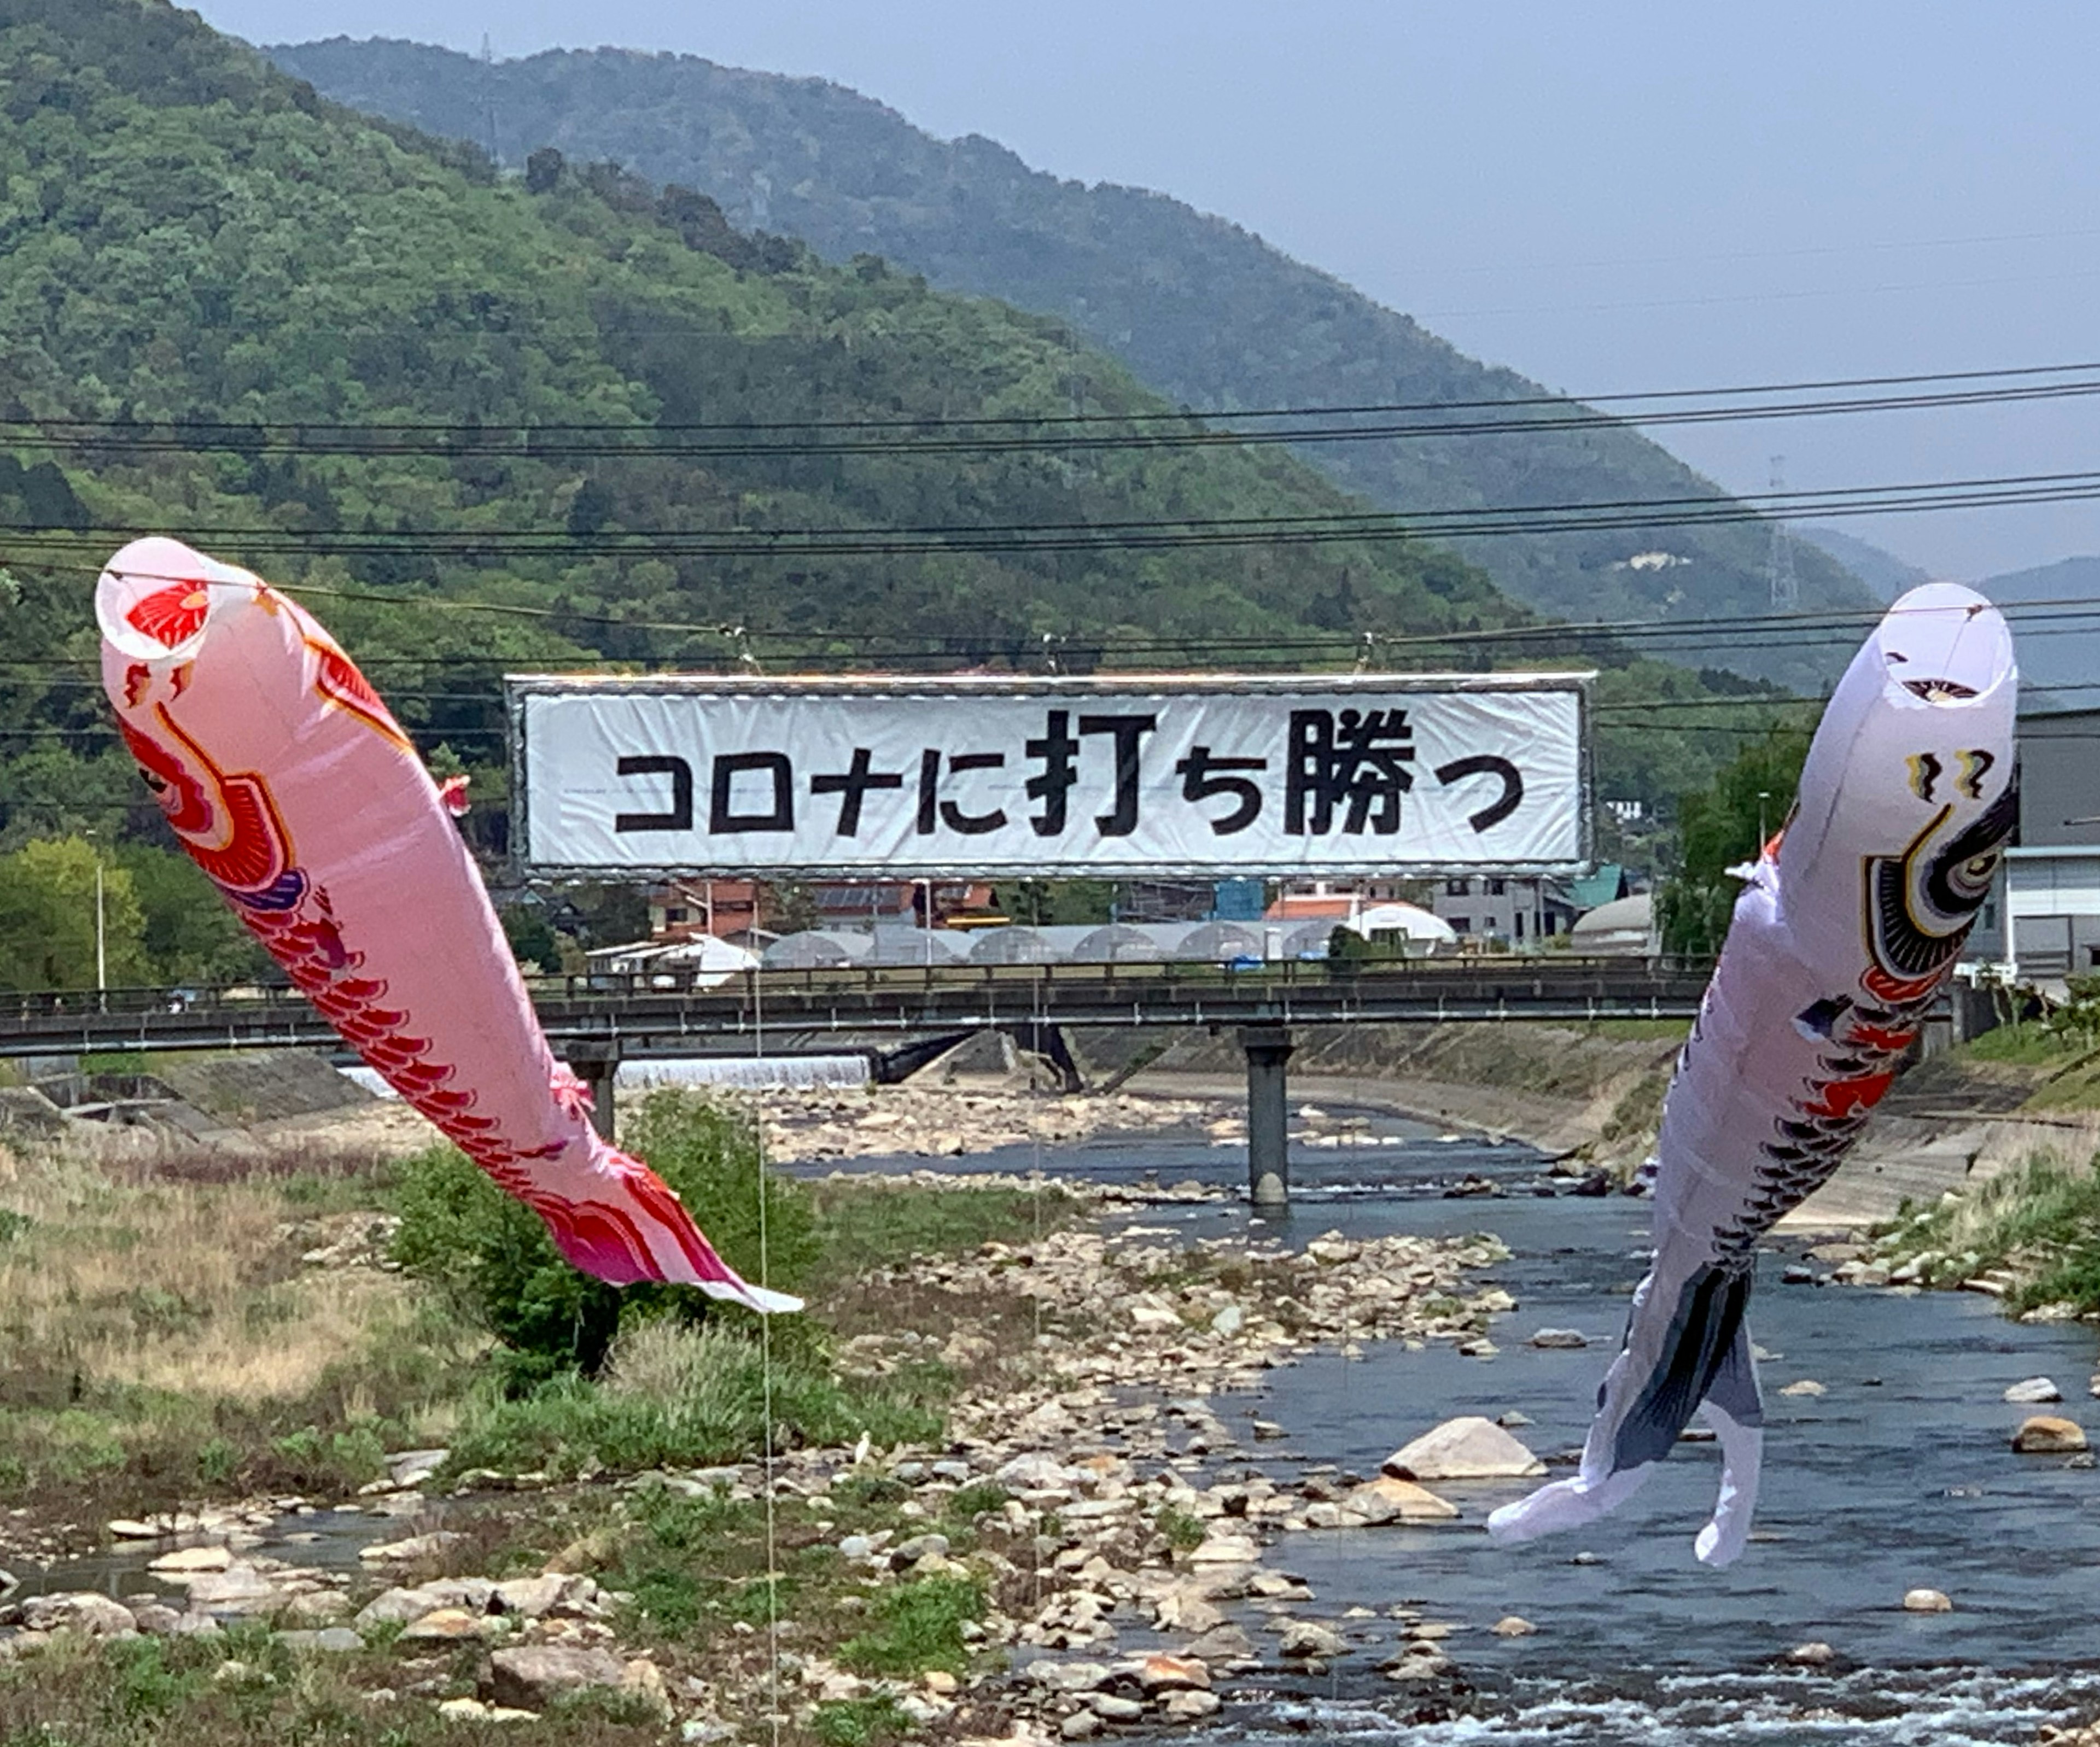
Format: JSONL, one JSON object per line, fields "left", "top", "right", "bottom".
{"left": 1489, "top": 1263, "right": 1763, "bottom": 1564}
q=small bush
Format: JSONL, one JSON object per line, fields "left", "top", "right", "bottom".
{"left": 1156, "top": 1505, "right": 1208, "bottom": 1551}
{"left": 813, "top": 1696, "right": 911, "bottom": 1747}
{"left": 442, "top": 1321, "right": 943, "bottom": 1479}
{"left": 838, "top": 1574, "right": 984, "bottom": 1677}
{"left": 390, "top": 1090, "right": 816, "bottom": 1377}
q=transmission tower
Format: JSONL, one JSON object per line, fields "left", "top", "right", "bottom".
{"left": 481, "top": 34, "right": 499, "bottom": 167}
{"left": 1766, "top": 454, "right": 1800, "bottom": 611}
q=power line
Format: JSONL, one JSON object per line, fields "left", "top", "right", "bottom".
{"left": 8, "top": 373, "right": 2098, "bottom": 461}
{"left": 13, "top": 467, "right": 2100, "bottom": 566}
{"left": 7, "top": 358, "right": 2093, "bottom": 439}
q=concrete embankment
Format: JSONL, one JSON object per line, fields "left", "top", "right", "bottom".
{"left": 1106, "top": 1020, "right": 2100, "bottom": 1230}
{"left": 1105, "top": 1020, "right": 1686, "bottom": 1167}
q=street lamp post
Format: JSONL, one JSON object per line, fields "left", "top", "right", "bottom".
{"left": 83, "top": 829, "right": 106, "bottom": 1001}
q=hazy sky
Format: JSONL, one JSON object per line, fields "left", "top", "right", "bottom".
{"left": 193, "top": 0, "right": 2099, "bottom": 581}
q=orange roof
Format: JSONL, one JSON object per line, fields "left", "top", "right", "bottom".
{"left": 1265, "top": 895, "right": 1354, "bottom": 920}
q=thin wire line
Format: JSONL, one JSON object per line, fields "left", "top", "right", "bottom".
{"left": 8, "top": 358, "right": 2096, "bottom": 435}
{"left": 17, "top": 377, "right": 2100, "bottom": 459}
{"left": 750, "top": 959, "right": 783, "bottom": 1747}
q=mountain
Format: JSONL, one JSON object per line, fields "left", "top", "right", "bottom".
{"left": 0, "top": 0, "right": 1760, "bottom": 857}
{"left": 1964, "top": 557, "right": 2100, "bottom": 709}
{"left": 265, "top": 37, "right": 1877, "bottom": 688}
{"left": 1794, "top": 525, "right": 1931, "bottom": 604}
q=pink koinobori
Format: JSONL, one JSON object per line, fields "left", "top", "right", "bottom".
{"left": 97, "top": 536, "right": 800, "bottom": 1313}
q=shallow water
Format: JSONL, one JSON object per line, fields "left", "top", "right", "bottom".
{"left": 36, "top": 1107, "right": 2100, "bottom": 1739}
{"left": 822, "top": 1113, "right": 2100, "bottom": 1742}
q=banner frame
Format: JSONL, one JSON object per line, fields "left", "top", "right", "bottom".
{"left": 505, "top": 670, "right": 1596, "bottom": 881}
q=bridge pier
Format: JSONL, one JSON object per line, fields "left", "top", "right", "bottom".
{"left": 564, "top": 1041, "right": 622, "bottom": 1141}
{"left": 1240, "top": 1024, "right": 1294, "bottom": 1211}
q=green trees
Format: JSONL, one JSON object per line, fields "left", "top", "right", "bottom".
{"left": 267, "top": 35, "right": 1877, "bottom": 685}
{"left": 0, "top": 837, "right": 265, "bottom": 991}
{"left": 1654, "top": 726, "right": 1816, "bottom": 955}
{"left": 0, "top": 837, "right": 147, "bottom": 990}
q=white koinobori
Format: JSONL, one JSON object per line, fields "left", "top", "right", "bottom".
{"left": 1489, "top": 583, "right": 2017, "bottom": 1567}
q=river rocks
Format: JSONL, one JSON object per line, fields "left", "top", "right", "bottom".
{"left": 19, "top": 1592, "right": 137, "bottom": 1637}
{"left": 2013, "top": 1415, "right": 2088, "bottom": 1453}
{"left": 1187, "top": 1532, "right": 1259, "bottom": 1565}
{"left": 1381, "top": 1643, "right": 1454, "bottom": 1681}
{"left": 1060, "top": 1711, "right": 1103, "bottom": 1739}
{"left": 1778, "top": 1380, "right": 1827, "bottom": 1398}
{"left": 1277, "top": 1621, "right": 1346, "bottom": 1660}
{"left": 399, "top": 1607, "right": 494, "bottom": 1642}
{"left": 1180, "top": 1623, "right": 1255, "bottom": 1665}
{"left": 1528, "top": 1328, "right": 1588, "bottom": 1349}
{"left": 1786, "top": 1641, "right": 1837, "bottom": 1666}
{"left": 486, "top": 1644, "right": 629, "bottom": 1710}
{"left": 1491, "top": 1615, "right": 1537, "bottom": 1637}
{"left": 2005, "top": 1377, "right": 2064, "bottom": 1404}
{"left": 1384, "top": 1417, "right": 1544, "bottom": 1482}
{"left": 148, "top": 1545, "right": 233, "bottom": 1574}
{"left": 358, "top": 1530, "right": 463, "bottom": 1564}
{"left": 179, "top": 1565, "right": 282, "bottom": 1611}
{"left": 1162, "top": 1690, "right": 1221, "bottom": 1721}
{"left": 1344, "top": 1477, "right": 1459, "bottom": 1524}
{"left": 1135, "top": 1653, "right": 1211, "bottom": 1692}
{"left": 384, "top": 1448, "right": 449, "bottom": 1488}
{"left": 761, "top": 1086, "right": 1237, "bottom": 1168}
{"left": 1901, "top": 1588, "right": 1953, "bottom": 1613}
{"left": 276, "top": 1626, "right": 363, "bottom": 1654}
{"left": 108, "top": 1514, "right": 205, "bottom": 1540}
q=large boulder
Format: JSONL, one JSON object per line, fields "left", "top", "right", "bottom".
{"left": 19, "top": 1592, "right": 137, "bottom": 1637}
{"left": 1384, "top": 1417, "right": 1544, "bottom": 1481}
{"left": 1345, "top": 1477, "right": 1459, "bottom": 1524}
{"left": 485, "top": 1644, "right": 628, "bottom": 1711}
{"left": 2013, "top": 1415, "right": 2088, "bottom": 1453}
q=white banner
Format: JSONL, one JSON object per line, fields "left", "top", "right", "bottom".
{"left": 510, "top": 674, "right": 1591, "bottom": 877}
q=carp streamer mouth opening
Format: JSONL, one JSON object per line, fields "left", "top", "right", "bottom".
{"left": 1876, "top": 581, "right": 2014, "bottom": 711}
{"left": 96, "top": 536, "right": 244, "bottom": 662}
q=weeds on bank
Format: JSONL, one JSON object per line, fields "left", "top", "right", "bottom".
{"left": 1875, "top": 1153, "right": 2100, "bottom": 1311}
{"left": 0, "top": 1091, "right": 1076, "bottom": 1530}
{"left": 0, "top": 1625, "right": 668, "bottom": 1745}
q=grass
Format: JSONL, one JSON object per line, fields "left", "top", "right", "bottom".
{"left": 1582, "top": 1018, "right": 1694, "bottom": 1042}
{"left": 440, "top": 1321, "right": 948, "bottom": 1481}
{"left": 0, "top": 1090, "right": 1083, "bottom": 1747}
{"left": 802, "top": 1179, "right": 1080, "bottom": 1286}
{"left": 1874, "top": 1153, "right": 2100, "bottom": 1311}
{"left": 838, "top": 1574, "right": 985, "bottom": 1677}
{"left": 0, "top": 1146, "right": 468, "bottom": 1518}
{"left": 0, "top": 1625, "right": 670, "bottom": 1745}
{"left": 0, "top": 1089, "right": 1077, "bottom": 1537}
{"left": 1961, "top": 1023, "right": 2083, "bottom": 1067}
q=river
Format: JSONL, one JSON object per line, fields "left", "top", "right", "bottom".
{"left": 818, "top": 1111, "right": 2100, "bottom": 1744}
{"left": 31, "top": 1107, "right": 2100, "bottom": 1742}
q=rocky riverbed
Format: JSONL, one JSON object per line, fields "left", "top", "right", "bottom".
{"left": 16, "top": 1130, "right": 2100, "bottom": 1747}
{"left": 0, "top": 1176, "right": 1522, "bottom": 1742}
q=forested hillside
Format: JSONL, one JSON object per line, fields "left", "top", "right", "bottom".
{"left": 0, "top": 0, "right": 1784, "bottom": 986}
{"left": 268, "top": 35, "right": 1877, "bottom": 684}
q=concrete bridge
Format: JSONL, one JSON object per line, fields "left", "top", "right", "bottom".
{"left": 2, "top": 956, "right": 1714, "bottom": 1205}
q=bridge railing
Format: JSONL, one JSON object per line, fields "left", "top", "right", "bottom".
{"left": 0, "top": 950, "right": 1719, "bottom": 1026}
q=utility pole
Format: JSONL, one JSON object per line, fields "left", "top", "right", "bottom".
{"left": 1766, "top": 456, "right": 1799, "bottom": 611}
